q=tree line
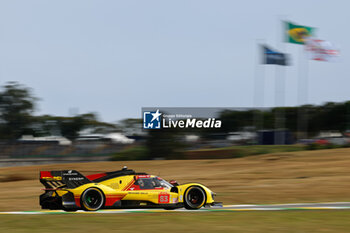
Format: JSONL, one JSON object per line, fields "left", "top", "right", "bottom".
{"left": 0, "top": 82, "right": 117, "bottom": 140}
{"left": 0, "top": 82, "right": 349, "bottom": 141}
{"left": 218, "top": 103, "right": 350, "bottom": 136}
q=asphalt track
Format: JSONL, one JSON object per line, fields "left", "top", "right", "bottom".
{"left": 1, "top": 202, "right": 350, "bottom": 215}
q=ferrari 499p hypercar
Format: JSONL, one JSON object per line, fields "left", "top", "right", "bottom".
{"left": 40, "top": 167, "right": 221, "bottom": 211}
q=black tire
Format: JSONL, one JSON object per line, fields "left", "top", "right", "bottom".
{"left": 184, "top": 186, "right": 206, "bottom": 210}
{"left": 42, "top": 200, "right": 61, "bottom": 210}
{"left": 62, "top": 208, "right": 77, "bottom": 212}
{"left": 81, "top": 188, "right": 105, "bottom": 211}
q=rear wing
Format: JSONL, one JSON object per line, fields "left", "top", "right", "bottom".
{"left": 40, "top": 170, "right": 92, "bottom": 189}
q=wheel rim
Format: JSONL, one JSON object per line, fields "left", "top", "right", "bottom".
{"left": 185, "top": 187, "right": 205, "bottom": 209}
{"left": 82, "top": 189, "right": 104, "bottom": 210}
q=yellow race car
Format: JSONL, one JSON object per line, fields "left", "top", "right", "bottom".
{"left": 40, "top": 166, "right": 221, "bottom": 211}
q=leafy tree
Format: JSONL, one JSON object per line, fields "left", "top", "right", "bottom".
{"left": 0, "top": 82, "right": 37, "bottom": 139}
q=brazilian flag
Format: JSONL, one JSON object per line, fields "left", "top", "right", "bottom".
{"left": 285, "top": 21, "right": 314, "bottom": 44}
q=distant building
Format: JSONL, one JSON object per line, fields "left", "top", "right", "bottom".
{"left": 18, "top": 135, "right": 72, "bottom": 145}
{"left": 76, "top": 133, "right": 134, "bottom": 144}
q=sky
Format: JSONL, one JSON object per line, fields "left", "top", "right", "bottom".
{"left": 0, "top": 0, "right": 348, "bottom": 122}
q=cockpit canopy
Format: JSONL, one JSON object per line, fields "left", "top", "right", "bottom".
{"left": 134, "top": 177, "right": 173, "bottom": 190}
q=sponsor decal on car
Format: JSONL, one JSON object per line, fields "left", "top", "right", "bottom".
{"left": 42, "top": 176, "right": 62, "bottom": 181}
{"left": 136, "top": 175, "right": 151, "bottom": 179}
{"left": 68, "top": 177, "right": 84, "bottom": 181}
{"left": 158, "top": 192, "right": 170, "bottom": 203}
{"left": 63, "top": 170, "right": 78, "bottom": 176}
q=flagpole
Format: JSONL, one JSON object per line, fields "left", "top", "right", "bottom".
{"left": 297, "top": 45, "right": 309, "bottom": 139}
{"left": 274, "top": 16, "right": 287, "bottom": 145}
{"left": 254, "top": 40, "right": 265, "bottom": 133}
{"left": 274, "top": 61, "right": 286, "bottom": 144}
{"left": 285, "top": 21, "right": 314, "bottom": 141}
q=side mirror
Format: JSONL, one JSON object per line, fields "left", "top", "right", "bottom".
{"left": 169, "top": 180, "right": 179, "bottom": 186}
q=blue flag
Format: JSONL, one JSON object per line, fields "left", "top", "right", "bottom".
{"left": 262, "top": 45, "right": 289, "bottom": 66}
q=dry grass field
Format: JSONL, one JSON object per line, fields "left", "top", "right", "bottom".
{"left": 0, "top": 147, "right": 350, "bottom": 211}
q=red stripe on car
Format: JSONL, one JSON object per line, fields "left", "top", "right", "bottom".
{"left": 86, "top": 173, "right": 107, "bottom": 181}
{"left": 40, "top": 171, "right": 53, "bottom": 178}
{"left": 122, "top": 180, "right": 135, "bottom": 191}
{"left": 74, "top": 196, "right": 81, "bottom": 207}
{"left": 105, "top": 194, "right": 126, "bottom": 206}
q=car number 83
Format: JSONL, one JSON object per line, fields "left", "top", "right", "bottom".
{"left": 158, "top": 194, "right": 170, "bottom": 203}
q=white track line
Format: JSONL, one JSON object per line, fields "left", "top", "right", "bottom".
{"left": 1, "top": 202, "right": 350, "bottom": 215}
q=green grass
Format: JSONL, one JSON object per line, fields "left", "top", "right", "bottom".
{"left": 1, "top": 211, "right": 350, "bottom": 232}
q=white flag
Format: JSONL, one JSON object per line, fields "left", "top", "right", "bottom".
{"left": 305, "top": 38, "right": 339, "bottom": 62}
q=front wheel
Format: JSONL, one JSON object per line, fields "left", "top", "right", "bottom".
{"left": 81, "top": 188, "right": 105, "bottom": 211}
{"left": 184, "top": 186, "right": 206, "bottom": 210}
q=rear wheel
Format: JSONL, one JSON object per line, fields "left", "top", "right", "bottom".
{"left": 81, "top": 188, "right": 105, "bottom": 211}
{"left": 184, "top": 186, "right": 206, "bottom": 210}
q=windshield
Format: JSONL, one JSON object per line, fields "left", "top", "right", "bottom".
{"left": 134, "top": 177, "right": 173, "bottom": 190}
{"left": 158, "top": 178, "right": 173, "bottom": 189}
